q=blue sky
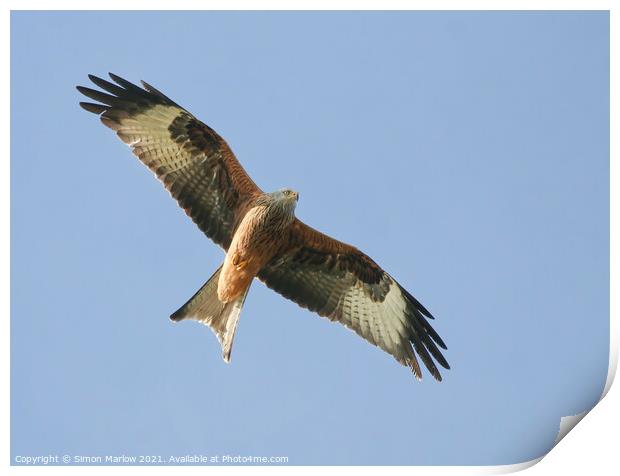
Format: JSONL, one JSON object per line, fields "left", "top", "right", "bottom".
{"left": 11, "top": 11, "right": 609, "bottom": 465}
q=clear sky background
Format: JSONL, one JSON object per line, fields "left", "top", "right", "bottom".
{"left": 11, "top": 11, "right": 609, "bottom": 465}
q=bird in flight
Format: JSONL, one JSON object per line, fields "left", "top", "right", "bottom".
{"left": 77, "top": 73, "right": 449, "bottom": 380}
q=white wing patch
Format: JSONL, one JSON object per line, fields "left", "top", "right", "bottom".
{"left": 333, "top": 281, "right": 417, "bottom": 368}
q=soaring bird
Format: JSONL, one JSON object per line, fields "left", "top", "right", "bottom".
{"left": 77, "top": 73, "right": 449, "bottom": 380}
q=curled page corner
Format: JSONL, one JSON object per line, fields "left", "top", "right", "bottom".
{"left": 554, "top": 410, "right": 589, "bottom": 446}
{"left": 489, "top": 456, "right": 545, "bottom": 474}
{"left": 490, "top": 410, "right": 593, "bottom": 475}
{"left": 551, "top": 342, "right": 618, "bottom": 447}
{"left": 540, "top": 348, "right": 617, "bottom": 465}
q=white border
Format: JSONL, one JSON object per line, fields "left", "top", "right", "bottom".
{"left": 4, "top": 1, "right": 617, "bottom": 474}
{"left": 1, "top": 0, "right": 617, "bottom": 10}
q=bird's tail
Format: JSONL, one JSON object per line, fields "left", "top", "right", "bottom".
{"left": 170, "top": 265, "right": 250, "bottom": 363}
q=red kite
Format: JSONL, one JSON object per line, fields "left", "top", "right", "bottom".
{"left": 78, "top": 74, "right": 449, "bottom": 380}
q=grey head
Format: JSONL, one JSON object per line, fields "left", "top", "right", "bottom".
{"left": 271, "top": 188, "right": 299, "bottom": 203}
{"left": 256, "top": 188, "right": 299, "bottom": 227}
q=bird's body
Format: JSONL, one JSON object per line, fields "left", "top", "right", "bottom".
{"left": 219, "top": 190, "right": 298, "bottom": 303}
{"left": 77, "top": 73, "right": 450, "bottom": 380}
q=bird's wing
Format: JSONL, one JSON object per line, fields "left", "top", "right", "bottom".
{"left": 77, "top": 73, "right": 261, "bottom": 250}
{"left": 258, "top": 219, "right": 449, "bottom": 380}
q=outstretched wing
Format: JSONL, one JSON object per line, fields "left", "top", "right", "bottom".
{"left": 77, "top": 73, "right": 261, "bottom": 249}
{"left": 258, "top": 219, "right": 449, "bottom": 381}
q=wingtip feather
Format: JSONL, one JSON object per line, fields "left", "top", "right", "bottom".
{"left": 79, "top": 102, "right": 107, "bottom": 114}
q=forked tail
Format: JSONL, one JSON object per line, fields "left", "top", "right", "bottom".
{"left": 170, "top": 265, "right": 250, "bottom": 362}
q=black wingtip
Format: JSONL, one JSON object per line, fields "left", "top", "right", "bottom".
{"left": 108, "top": 72, "right": 130, "bottom": 87}
{"left": 79, "top": 102, "right": 107, "bottom": 114}
{"left": 433, "top": 333, "right": 448, "bottom": 350}
{"left": 418, "top": 302, "right": 435, "bottom": 320}
{"left": 88, "top": 73, "right": 109, "bottom": 87}
{"left": 169, "top": 308, "right": 185, "bottom": 322}
{"left": 140, "top": 79, "right": 181, "bottom": 107}
{"left": 108, "top": 72, "right": 143, "bottom": 92}
{"left": 400, "top": 285, "right": 435, "bottom": 319}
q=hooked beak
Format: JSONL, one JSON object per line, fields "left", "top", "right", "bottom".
{"left": 293, "top": 191, "right": 299, "bottom": 201}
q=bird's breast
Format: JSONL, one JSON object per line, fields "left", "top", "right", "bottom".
{"left": 217, "top": 206, "right": 286, "bottom": 303}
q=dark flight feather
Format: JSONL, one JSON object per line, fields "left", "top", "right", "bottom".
{"left": 77, "top": 73, "right": 261, "bottom": 249}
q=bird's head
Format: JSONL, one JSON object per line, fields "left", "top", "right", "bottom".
{"left": 262, "top": 188, "right": 299, "bottom": 222}
{"left": 274, "top": 188, "right": 299, "bottom": 203}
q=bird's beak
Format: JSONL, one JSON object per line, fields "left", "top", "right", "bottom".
{"left": 294, "top": 191, "right": 299, "bottom": 201}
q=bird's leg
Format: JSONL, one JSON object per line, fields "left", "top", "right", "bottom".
{"left": 231, "top": 251, "right": 247, "bottom": 271}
